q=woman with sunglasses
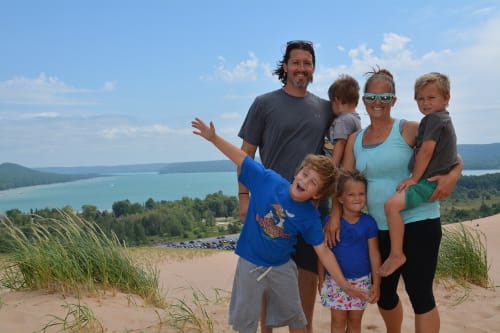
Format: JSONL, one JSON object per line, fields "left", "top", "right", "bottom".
{"left": 326, "top": 68, "right": 462, "bottom": 333}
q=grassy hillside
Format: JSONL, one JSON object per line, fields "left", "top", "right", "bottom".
{"left": 0, "top": 163, "right": 98, "bottom": 191}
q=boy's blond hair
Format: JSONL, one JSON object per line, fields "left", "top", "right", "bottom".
{"left": 296, "top": 154, "right": 338, "bottom": 199}
{"left": 414, "top": 72, "right": 450, "bottom": 100}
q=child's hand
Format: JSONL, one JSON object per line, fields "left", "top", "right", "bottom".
{"left": 191, "top": 118, "right": 216, "bottom": 142}
{"left": 324, "top": 216, "right": 341, "bottom": 247}
{"left": 396, "top": 177, "right": 416, "bottom": 192}
{"left": 317, "top": 279, "right": 324, "bottom": 294}
{"left": 343, "top": 285, "right": 368, "bottom": 301}
{"left": 368, "top": 286, "right": 380, "bottom": 304}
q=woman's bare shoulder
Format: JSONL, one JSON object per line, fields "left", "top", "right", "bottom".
{"left": 403, "top": 119, "right": 419, "bottom": 133}
{"left": 401, "top": 119, "right": 419, "bottom": 145}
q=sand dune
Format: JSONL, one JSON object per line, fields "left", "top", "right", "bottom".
{"left": 1, "top": 214, "right": 499, "bottom": 332}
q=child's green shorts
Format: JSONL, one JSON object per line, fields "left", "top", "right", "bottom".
{"left": 405, "top": 178, "right": 437, "bottom": 209}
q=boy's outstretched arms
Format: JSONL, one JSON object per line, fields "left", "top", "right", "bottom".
{"left": 191, "top": 117, "right": 247, "bottom": 169}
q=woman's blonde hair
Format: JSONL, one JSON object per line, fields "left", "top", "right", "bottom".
{"left": 364, "top": 66, "right": 396, "bottom": 94}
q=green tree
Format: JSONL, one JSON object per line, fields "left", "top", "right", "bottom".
{"left": 145, "top": 198, "right": 156, "bottom": 210}
{"left": 81, "top": 205, "right": 100, "bottom": 221}
{"left": 112, "top": 199, "right": 144, "bottom": 217}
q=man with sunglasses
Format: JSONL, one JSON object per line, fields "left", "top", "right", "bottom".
{"left": 238, "top": 40, "right": 334, "bottom": 333}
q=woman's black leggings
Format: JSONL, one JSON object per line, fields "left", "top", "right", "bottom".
{"left": 377, "top": 218, "right": 442, "bottom": 314}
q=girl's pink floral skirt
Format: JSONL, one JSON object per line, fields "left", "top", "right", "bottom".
{"left": 320, "top": 274, "right": 371, "bottom": 310}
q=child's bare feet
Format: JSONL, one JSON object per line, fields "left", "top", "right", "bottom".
{"left": 377, "top": 254, "right": 406, "bottom": 277}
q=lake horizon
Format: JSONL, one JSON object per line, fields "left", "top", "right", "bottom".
{"left": 0, "top": 169, "right": 498, "bottom": 213}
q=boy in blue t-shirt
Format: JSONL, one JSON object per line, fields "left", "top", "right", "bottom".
{"left": 191, "top": 117, "right": 367, "bottom": 333}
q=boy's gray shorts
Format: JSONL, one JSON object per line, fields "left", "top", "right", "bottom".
{"left": 228, "top": 257, "right": 307, "bottom": 333}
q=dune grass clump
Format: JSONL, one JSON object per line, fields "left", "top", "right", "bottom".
{"left": 0, "top": 211, "right": 164, "bottom": 307}
{"left": 165, "top": 287, "right": 230, "bottom": 333}
{"left": 38, "top": 300, "right": 104, "bottom": 333}
{"left": 437, "top": 223, "right": 490, "bottom": 288}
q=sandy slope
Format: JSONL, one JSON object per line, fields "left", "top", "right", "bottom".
{"left": 1, "top": 215, "right": 499, "bottom": 332}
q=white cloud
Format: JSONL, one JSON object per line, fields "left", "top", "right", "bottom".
{"left": 102, "top": 81, "right": 116, "bottom": 91}
{"left": 381, "top": 33, "right": 411, "bottom": 53}
{"left": 101, "top": 124, "right": 190, "bottom": 139}
{"left": 470, "top": 6, "right": 496, "bottom": 16}
{"left": 0, "top": 73, "right": 114, "bottom": 105}
{"left": 20, "top": 112, "right": 60, "bottom": 119}
{"left": 203, "top": 53, "right": 268, "bottom": 82}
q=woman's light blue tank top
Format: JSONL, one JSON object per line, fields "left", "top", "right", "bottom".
{"left": 353, "top": 119, "right": 439, "bottom": 230}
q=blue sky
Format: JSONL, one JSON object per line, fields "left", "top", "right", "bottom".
{"left": 1, "top": 0, "right": 499, "bottom": 167}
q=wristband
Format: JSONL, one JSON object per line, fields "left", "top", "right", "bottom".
{"left": 238, "top": 192, "right": 249, "bottom": 195}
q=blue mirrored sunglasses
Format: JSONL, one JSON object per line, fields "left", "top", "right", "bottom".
{"left": 363, "top": 93, "right": 395, "bottom": 104}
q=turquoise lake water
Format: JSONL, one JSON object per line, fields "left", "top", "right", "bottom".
{"left": 0, "top": 169, "right": 498, "bottom": 213}
{"left": 0, "top": 172, "right": 237, "bottom": 213}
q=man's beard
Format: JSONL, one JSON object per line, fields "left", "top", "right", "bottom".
{"left": 289, "top": 73, "right": 313, "bottom": 89}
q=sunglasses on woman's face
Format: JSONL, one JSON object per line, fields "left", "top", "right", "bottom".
{"left": 363, "top": 93, "right": 395, "bottom": 104}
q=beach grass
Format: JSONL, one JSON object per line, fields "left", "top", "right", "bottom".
{"left": 0, "top": 211, "right": 165, "bottom": 307}
{"left": 437, "top": 223, "right": 490, "bottom": 288}
{"left": 0, "top": 212, "right": 230, "bottom": 332}
{"left": 38, "top": 300, "right": 104, "bottom": 333}
{"left": 129, "top": 246, "right": 222, "bottom": 266}
{"left": 164, "top": 287, "right": 230, "bottom": 333}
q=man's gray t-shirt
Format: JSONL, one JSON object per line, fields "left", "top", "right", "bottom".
{"left": 238, "top": 89, "right": 333, "bottom": 182}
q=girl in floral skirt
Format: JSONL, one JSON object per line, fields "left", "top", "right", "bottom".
{"left": 318, "top": 169, "right": 381, "bottom": 333}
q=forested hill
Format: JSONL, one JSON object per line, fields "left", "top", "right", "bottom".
{"left": 458, "top": 143, "right": 500, "bottom": 169}
{"left": 0, "top": 163, "right": 98, "bottom": 191}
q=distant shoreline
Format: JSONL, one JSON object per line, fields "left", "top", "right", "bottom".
{"left": 0, "top": 168, "right": 498, "bottom": 194}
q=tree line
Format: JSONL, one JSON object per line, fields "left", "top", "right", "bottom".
{"left": 1, "top": 173, "right": 500, "bottom": 253}
{"left": 441, "top": 173, "right": 500, "bottom": 222}
{"left": 0, "top": 191, "right": 240, "bottom": 252}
